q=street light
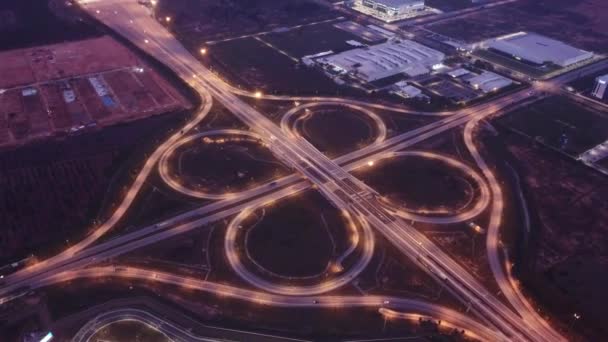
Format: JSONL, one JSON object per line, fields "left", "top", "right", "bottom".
{"left": 200, "top": 48, "right": 207, "bottom": 55}
{"left": 165, "top": 16, "right": 171, "bottom": 23}
{"left": 254, "top": 91, "right": 262, "bottom": 99}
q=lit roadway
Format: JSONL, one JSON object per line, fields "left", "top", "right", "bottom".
{"left": 2, "top": 0, "right": 606, "bottom": 340}
{"left": 47, "top": 266, "right": 505, "bottom": 341}
{"left": 85, "top": 3, "right": 554, "bottom": 341}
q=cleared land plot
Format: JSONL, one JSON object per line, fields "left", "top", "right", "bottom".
{"left": 208, "top": 37, "right": 342, "bottom": 94}
{"left": 427, "top": 0, "right": 608, "bottom": 53}
{"left": 497, "top": 96, "right": 608, "bottom": 156}
{"left": 0, "top": 36, "right": 189, "bottom": 149}
{"left": 262, "top": 22, "right": 363, "bottom": 58}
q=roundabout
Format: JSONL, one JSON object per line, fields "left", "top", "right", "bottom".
{"left": 224, "top": 191, "right": 375, "bottom": 296}
{"left": 281, "top": 102, "right": 387, "bottom": 156}
{"left": 159, "top": 129, "right": 287, "bottom": 200}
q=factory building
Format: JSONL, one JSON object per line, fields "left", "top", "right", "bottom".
{"left": 592, "top": 74, "right": 608, "bottom": 100}
{"left": 468, "top": 71, "right": 513, "bottom": 93}
{"left": 316, "top": 39, "right": 444, "bottom": 82}
{"left": 485, "top": 32, "right": 594, "bottom": 67}
{"left": 357, "top": 0, "right": 425, "bottom": 17}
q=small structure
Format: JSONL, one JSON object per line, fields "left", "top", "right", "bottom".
{"left": 468, "top": 71, "right": 513, "bottom": 93}
{"left": 484, "top": 32, "right": 593, "bottom": 67}
{"left": 393, "top": 81, "right": 423, "bottom": 98}
{"left": 447, "top": 68, "right": 470, "bottom": 78}
{"left": 348, "top": 0, "right": 429, "bottom": 22}
{"left": 592, "top": 74, "right": 608, "bottom": 100}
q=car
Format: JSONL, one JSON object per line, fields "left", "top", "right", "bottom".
{"left": 312, "top": 300, "right": 319, "bottom": 304}
{"left": 269, "top": 182, "right": 278, "bottom": 187}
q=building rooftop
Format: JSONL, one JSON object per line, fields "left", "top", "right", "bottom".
{"left": 372, "top": 0, "right": 424, "bottom": 8}
{"left": 447, "top": 68, "right": 470, "bottom": 78}
{"left": 317, "top": 39, "right": 444, "bottom": 82}
{"left": 468, "top": 71, "right": 513, "bottom": 93}
{"left": 486, "top": 32, "right": 593, "bottom": 67}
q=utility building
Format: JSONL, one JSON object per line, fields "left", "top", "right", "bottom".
{"left": 592, "top": 74, "right": 608, "bottom": 100}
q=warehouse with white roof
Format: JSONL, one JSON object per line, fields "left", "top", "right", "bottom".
{"left": 316, "top": 39, "right": 444, "bottom": 82}
{"left": 358, "top": 0, "right": 425, "bottom": 16}
{"left": 349, "top": 0, "right": 427, "bottom": 22}
{"left": 485, "top": 32, "right": 594, "bottom": 67}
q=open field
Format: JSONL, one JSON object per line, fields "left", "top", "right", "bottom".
{"left": 497, "top": 96, "right": 608, "bottom": 156}
{"left": 160, "top": 0, "right": 338, "bottom": 46}
{"left": 426, "top": 0, "right": 475, "bottom": 12}
{"left": 242, "top": 190, "right": 350, "bottom": 278}
{"left": 0, "top": 110, "right": 190, "bottom": 264}
{"left": 206, "top": 37, "right": 343, "bottom": 95}
{"left": 0, "top": 36, "right": 190, "bottom": 149}
{"left": 497, "top": 132, "right": 608, "bottom": 340}
{"left": 295, "top": 107, "right": 378, "bottom": 157}
{"left": 89, "top": 320, "right": 170, "bottom": 342}
{"left": 169, "top": 135, "right": 289, "bottom": 195}
{"left": 262, "top": 22, "right": 363, "bottom": 58}
{"left": 427, "top": 0, "right": 608, "bottom": 53}
{"left": 356, "top": 156, "right": 477, "bottom": 213}
{"left": 0, "top": 0, "right": 100, "bottom": 51}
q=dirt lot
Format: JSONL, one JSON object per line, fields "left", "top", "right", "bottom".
{"left": 0, "top": 36, "right": 191, "bottom": 149}
{"left": 427, "top": 0, "right": 608, "bottom": 53}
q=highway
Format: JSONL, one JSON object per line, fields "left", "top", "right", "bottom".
{"left": 77, "top": 2, "right": 558, "bottom": 341}
{"left": 2, "top": 0, "right": 606, "bottom": 340}
{"left": 46, "top": 266, "right": 507, "bottom": 341}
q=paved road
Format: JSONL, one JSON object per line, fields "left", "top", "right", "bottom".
{"left": 79, "top": 3, "right": 557, "bottom": 341}
{"left": 49, "top": 266, "right": 506, "bottom": 341}
{"left": 3, "top": 0, "right": 605, "bottom": 340}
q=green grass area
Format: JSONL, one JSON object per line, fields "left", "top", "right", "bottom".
{"left": 474, "top": 49, "right": 560, "bottom": 78}
{"left": 497, "top": 96, "right": 608, "bottom": 156}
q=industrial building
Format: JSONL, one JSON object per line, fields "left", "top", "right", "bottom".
{"left": 349, "top": 0, "right": 426, "bottom": 22}
{"left": 393, "top": 81, "right": 423, "bottom": 98}
{"left": 485, "top": 32, "right": 594, "bottom": 67}
{"left": 359, "top": 0, "right": 424, "bottom": 15}
{"left": 316, "top": 39, "right": 444, "bottom": 82}
{"left": 592, "top": 74, "right": 608, "bottom": 100}
{"left": 467, "top": 71, "right": 513, "bottom": 93}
